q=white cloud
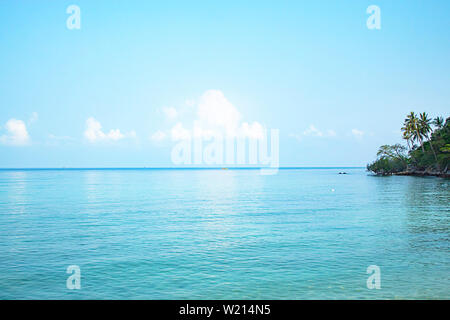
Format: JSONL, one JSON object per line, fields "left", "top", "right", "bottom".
{"left": 290, "top": 125, "right": 336, "bottom": 141}
{"left": 241, "top": 121, "right": 264, "bottom": 139}
{"left": 171, "top": 122, "right": 191, "bottom": 141}
{"left": 192, "top": 121, "right": 215, "bottom": 139}
{"left": 303, "top": 124, "right": 324, "bottom": 137}
{"left": 107, "top": 129, "right": 125, "bottom": 140}
{"left": 351, "top": 128, "right": 364, "bottom": 139}
{"left": 150, "top": 130, "right": 167, "bottom": 142}
{"left": 84, "top": 117, "right": 135, "bottom": 143}
{"left": 162, "top": 107, "right": 178, "bottom": 120}
{"left": 169, "top": 90, "right": 265, "bottom": 141}
{"left": 197, "top": 90, "right": 242, "bottom": 136}
{"left": 303, "top": 125, "right": 336, "bottom": 137}
{"left": 0, "top": 119, "right": 30, "bottom": 146}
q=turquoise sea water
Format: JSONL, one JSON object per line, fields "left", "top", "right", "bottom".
{"left": 0, "top": 168, "right": 448, "bottom": 299}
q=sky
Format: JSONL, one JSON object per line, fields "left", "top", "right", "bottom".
{"left": 0, "top": 0, "right": 449, "bottom": 168}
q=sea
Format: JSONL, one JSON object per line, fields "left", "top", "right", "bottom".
{"left": 0, "top": 168, "right": 448, "bottom": 299}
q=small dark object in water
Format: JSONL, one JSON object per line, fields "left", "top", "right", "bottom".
{"left": 338, "top": 172, "right": 347, "bottom": 174}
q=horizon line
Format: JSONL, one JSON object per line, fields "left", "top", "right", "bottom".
{"left": 0, "top": 166, "right": 365, "bottom": 171}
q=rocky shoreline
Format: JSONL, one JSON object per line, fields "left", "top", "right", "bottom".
{"left": 394, "top": 167, "right": 450, "bottom": 178}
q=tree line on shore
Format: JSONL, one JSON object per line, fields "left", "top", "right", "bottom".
{"left": 367, "top": 112, "right": 450, "bottom": 176}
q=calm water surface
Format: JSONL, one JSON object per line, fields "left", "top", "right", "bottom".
{"left": 0, "top": 168, "right": 448, "bottom": 299}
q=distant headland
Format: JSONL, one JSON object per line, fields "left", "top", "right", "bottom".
{"left": 367, "top": 112, "right": 449, "bottom": 178}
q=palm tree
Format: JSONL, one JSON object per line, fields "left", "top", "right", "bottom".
{"left": 419, "top": 112, "right": 433, "bottom": 137}
{"left": 419, "top": 112, "right": 438, "bottom": 164}
{"left": 402, "top": 112, "right": 415, "bottom": 151}
{"left": 403, "top": 112, "right": 425, "bottom": 153}
{"left": 433, "top": 116, "right": 444, "bottom": 130}
{"left": 401, "top": 124, "right": 413, "bottom": 150}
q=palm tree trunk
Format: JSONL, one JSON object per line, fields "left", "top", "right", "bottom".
{"left": 430, "top": 144, "right": 438, "bottom": 167}
{"left": 417, "top": 133, "right": 425, "bottom": 153}
{"left": 426, "top": 135, "right": 439, "bottom": 168}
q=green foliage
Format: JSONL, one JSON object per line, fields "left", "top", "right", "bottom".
{"left": 367, "top": 144, "right": 408, "bottom": 175}
{"left": 367, "top": 157, "right": 407, "bottom": 175}
{"left": 410, "top": 116, "right": 450, "bottom": 169}
{"left": 368, "top": 114, "right": 449, "bottom": 175}
{"left": 433, "top": 116, "right": 444, "bottom": 130}
{"left": 440, "top": 144, "right": 450, "bottom": 153}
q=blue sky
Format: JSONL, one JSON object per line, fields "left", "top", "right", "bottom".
{"left": 0, "top": 0, "right": 449, "bottom": 167}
